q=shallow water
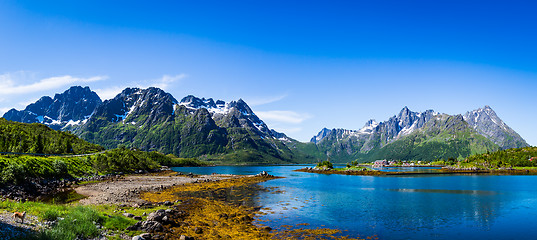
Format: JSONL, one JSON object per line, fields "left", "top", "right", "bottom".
{"left": 173, "top": 165, "right": 537, "bottom": 240}
{"left": 38, "top": 189, "right": 86, "bottom": 204}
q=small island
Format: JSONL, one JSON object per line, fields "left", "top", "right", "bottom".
{"left": 295, "top": 160, "right": 385, "bottom": 176}
{"left": 296, "top": 147, "right": 537, "bottom": 176}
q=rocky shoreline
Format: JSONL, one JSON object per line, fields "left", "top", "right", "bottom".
{"left": 295, "top": 166, "right": 537, "bottom": 176}
{"left": 75, "top": 171, "right": 236, "bottom": 206}
{"left": 0, "top": 171, "right": 277, "bottom": 240}
{"left": 0, "top": 170, "right": 364, "bottom": 240}
{"left": 0, "top": 177, "right": 76, "bottom": 202}
{"left": 295, "top": 167, "right": 385, "bottom": 175}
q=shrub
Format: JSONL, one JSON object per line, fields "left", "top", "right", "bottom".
{"left": 46, "top": 206, "right": 102, "bottom": 240}
{"left": 2, "top": 162, "right": 26, "bottom": 184}
{"left": 52, "top": 159, "right": 68, "bottom": 177}
{"left": 42, "top": 209, "right": 60, "bottom": 221}
{"left": 316, "top": 160, "right": 333, "bottom": 169}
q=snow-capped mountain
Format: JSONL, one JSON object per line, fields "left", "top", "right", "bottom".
{"left": 3, "top": 86, "right": 301, "bottom": 164}
{"left": 2, "top": 86, "right": 102, "bottom": 129}
{"left": 311, "top": 106, "right": 528, "bottom": 162}
{"left": 177, "top": 95, "right": 290, "bottom": 142}
{"left": 463, "top": 105, "right": 528, "bottom": 149}
{"left": 75, "top": 87, "right": 298, "bottom": 163}
{"left": 313, "top": 107, "right": 439, "bottom": 147}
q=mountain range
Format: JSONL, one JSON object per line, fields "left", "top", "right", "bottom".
{"left": 3, "top": 86, "right": 309, "bottom": 164}
{"left": 2, "top": 86, "right": 529, "bottom": 164}
{"left": 311, "top": 106, "right": 528, "bottom": 162}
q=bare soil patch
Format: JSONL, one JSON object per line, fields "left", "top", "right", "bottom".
{"left": 75, "top": 172, "right": 235, "bottom": 206}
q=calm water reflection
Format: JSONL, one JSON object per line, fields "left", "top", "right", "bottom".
{"left": 173, "top": 165, "right": 537, "bottom": 240}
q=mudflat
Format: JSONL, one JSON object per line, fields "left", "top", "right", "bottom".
{"left": 75, "top": 171, "right": 236, "bottom": 206}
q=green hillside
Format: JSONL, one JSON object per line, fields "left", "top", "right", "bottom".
{"left": 456, "top": 146, "right": 537, "bottom": 168}
{"left": 314, "top": 115, "right": 501, "bottom": 163}
{"left": 0, "top": 118, "right": 104, "bottom": 154}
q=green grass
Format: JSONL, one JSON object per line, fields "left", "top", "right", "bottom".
{"left": 334, "top": 166, "right": 374, "bottom": 171}
{"left": 0, "top": 199, "right": 155, "bottom": 240}
{"left": 512, "top": 167, "right": 537, "bottom": 170}
{"left": 445, "top": 147, "right": 537, "bottom": 169}
{"left": 44, "top": 206, "right": 102, "bottom": 240}
{"left": 0, "top": 147, "right": 180, "bottom": 185}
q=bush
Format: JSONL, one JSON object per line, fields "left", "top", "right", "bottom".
{"left": 52, "top": 159, "right": 68, "bottom": 177}
{"left": 90, "top": 148, "right": 161, "bottom": 174}
{"left": 45, "top": 206, "right": 102, "bottom": 240}
{"left": 2, "top": 162, "right": 26, "bottom": 184}
{"left": 42, "top": 208, "right": 60, "bottom": 221}
{"left": 316, "top": 160, "right": 333, "bottom": 169}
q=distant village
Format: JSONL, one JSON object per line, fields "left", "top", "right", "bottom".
{"left": 371, "top": 160, "right": 437, "bottom": 168}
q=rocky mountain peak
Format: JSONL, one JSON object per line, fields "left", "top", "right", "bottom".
{"left": 364, "top": 119, "right": 378, "bottom": 128}
{"left": 358, "top": 119, "right": 378, "bottom": 134}
{"left": 310, "top": 128, "right": 333, "bottom": 144}
{"left": 107, "top": 87, "right": 177, "bottom": 123}
{"left": 463, "top": 106, "right": 528, "bottom": 149}
{"left": 2, "top": 85, "right": 102, "bottom": 129}
{"left": 180, "top": 95, "right": 218, "bottom": 109}
{"left": 398, "top": 106, "right": 411, "bottom": 117}
{"left": 228, "top": 99, "right": 254, "bottom": 115}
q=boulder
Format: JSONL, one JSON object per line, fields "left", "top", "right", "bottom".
{"left": 140, "top": 233, "right": 152, "bottom": 239}
{"left": 147, "top": 209, "right": 166, "bottom": 222}
{"left": 127, "top": 221, "right": 164, "bottom": 233}
{"left": 256, "top": 171, "right": 273, "bottom": 177}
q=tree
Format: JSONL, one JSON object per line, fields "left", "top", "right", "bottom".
{"left": 35, "top": 134, "right": 44, "bottom": 153}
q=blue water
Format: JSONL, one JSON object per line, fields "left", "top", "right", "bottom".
{"left": 172, "top": 165, "right": 537, "bottom": 240}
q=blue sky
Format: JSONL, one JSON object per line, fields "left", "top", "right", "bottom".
{"left": 0, "top": 1, "right": 536, "bottom": 145}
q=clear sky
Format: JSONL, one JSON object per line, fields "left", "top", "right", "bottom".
{"left": 0, "top": 1, "right": 536, "bottom": 145}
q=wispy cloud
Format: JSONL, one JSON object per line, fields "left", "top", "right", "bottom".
{"left": 94, "top": 74, "right": 188, "bottom": 100}
{"left": 0, "top": 73, "right": 107, "bottom": 95}
{"left": 256, "top": 110, "right": 312, "bottom": 124}
{"left": 0, "top": 107, "right": 12, "bottom": 115}
{"left": 149, "top": 74, "right": 187, "bottom": 90}
{"left": 246, "top": 94, "right": 287, "bottom": 106}
{"left": 93, "top": 86, "right": 126, "bottom": 100}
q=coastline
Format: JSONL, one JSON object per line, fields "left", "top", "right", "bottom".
{"left": 74, "top": 171, "right": 236, "bottom": 206}
{"left": 1, "top": 170, "right": 366, "bottom": 239}
{"left": 295, "top": 166, "right": 537, "bottom": 176}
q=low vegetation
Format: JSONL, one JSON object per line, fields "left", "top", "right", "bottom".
{"left": 0, "top": 118, "right": 103, "bottom": 155}
{"left": 0, "top": 199, "right": 144, "bottom": 240}
{"left": 315, "top": 160, "right": 333, "bottom": 169}
{"left": 162, "top": 154, "right": 209, "bottom": 167}
{"left": 0, "top": 147, "right": 208, "bottom": 185}
{"left": 445, "top": 146, "right": 537, "bottom": 169}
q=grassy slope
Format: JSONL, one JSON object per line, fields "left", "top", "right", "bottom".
{"left": 368, "top": 130, "right": 499, "bottom": 162}
{"left": 0, "top": 118, "right": 104, "bottom": 154}
{"left": 452, "top": 146, "right": 537, "bottom": 169}
{"left": 312, "top": 115, "right": 502, "bottom": 164}
{"left": 0, "top": 148, "right": 192, "bottom": 185}
{"left": 78, "top": 110, "right": 304, "bottom": 165}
